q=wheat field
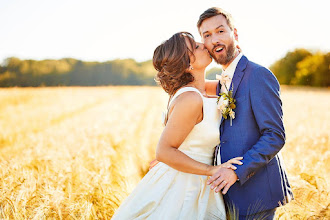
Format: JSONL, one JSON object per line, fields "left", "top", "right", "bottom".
{"left": 0, "top": 86, "right": 329, "bottom": 219}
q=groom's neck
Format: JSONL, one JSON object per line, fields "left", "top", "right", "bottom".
{"left": 222, "top": 49, "right": 240, "bottom": 71}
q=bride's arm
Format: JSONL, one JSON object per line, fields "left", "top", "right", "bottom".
{"left": 205, "top": 80, "right": 219, "bottom": 96}
{"left": 156, "top": 91, "right": 240, "bottom": 176}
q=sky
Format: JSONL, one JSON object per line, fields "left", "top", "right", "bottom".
{"left": 1, "top": 0, "right": 329, "bottom": 69}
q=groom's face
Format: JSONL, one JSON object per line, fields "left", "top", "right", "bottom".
{"left": 199, "top": 15, "right": 238, "bottom": 66}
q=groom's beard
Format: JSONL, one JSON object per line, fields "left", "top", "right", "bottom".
{"left": 211, "top": 40, "right": 236, "bottom": 66}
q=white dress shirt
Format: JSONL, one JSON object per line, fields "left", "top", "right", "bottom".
{"left": 217, "top": 53, "right": 243, "bottom": 165}
{"left": 220, "top": 53, "right": 244, "bottom": 94}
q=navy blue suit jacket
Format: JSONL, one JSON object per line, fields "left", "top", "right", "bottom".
{"left": 216, "top": 55, "right": 293, "bottom": 215}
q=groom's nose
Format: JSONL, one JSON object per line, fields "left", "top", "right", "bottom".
{"left": 211, "top": 36, "right": 220, "bottom": 45}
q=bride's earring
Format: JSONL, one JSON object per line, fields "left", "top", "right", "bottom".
{"left": 190, "top": 65, "right": 194, "bottom": 70}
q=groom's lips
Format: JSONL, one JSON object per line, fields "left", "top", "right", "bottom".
{"left": 213, "top": 45, "right": 225, "bottom": 54}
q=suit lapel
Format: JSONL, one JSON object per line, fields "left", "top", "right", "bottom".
{"left": 220, "top": 55, "right": 248, "bottom": 126}
{"left": 230, "top": 56, "right": 248, "bottom": 97}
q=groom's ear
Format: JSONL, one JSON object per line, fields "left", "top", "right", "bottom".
{"left": 234, "top": 28, "right": 239, "bottom": 42}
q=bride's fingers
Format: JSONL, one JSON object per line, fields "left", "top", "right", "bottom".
{"left": 211, "top": 177, "right": 224, "bottom": 190}
{"left": 215, "top": 180, "right": 227, "bottom": 193}
{"left": 207, "top": 172, "right": 222, "bottom": 185}
{"left": 228, "top": 159, "right": 243, "bottom": 165}
{"left": 233, "top": 157, "right": 243, "bottom": 160}
{"left": 222, "top": 183, "right": 231, "bottom": 195}
{"left": 228, "top": 164, "right": 237, "bottom": 170}
{"left": 225, "top": 164, "right": 237, "bottom": 170}
{"left": 230, "top": 157, "right": 243, "bottom": 162}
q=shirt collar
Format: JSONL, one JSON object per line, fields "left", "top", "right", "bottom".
{"left": 222, "top": 53, "right": 243, "bottom": 78}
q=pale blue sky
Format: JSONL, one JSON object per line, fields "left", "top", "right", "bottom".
{"left": 1, "top": 0, "right": 329, "bottom": 68}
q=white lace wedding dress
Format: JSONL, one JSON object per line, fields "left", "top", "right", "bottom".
{"left": 112, "top": 87, "right": 226, "bottom": 220}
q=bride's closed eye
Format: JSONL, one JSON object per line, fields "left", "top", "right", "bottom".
{"left": 195, "top": 45, "right": 199, "bottom": 49}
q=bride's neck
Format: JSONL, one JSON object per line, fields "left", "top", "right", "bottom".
{"left": 186, "top": 69, "right": 206, "bottom": 95}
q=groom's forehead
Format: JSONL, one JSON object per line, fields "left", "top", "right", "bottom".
{"left": 199, "top": 15, "right": 229, "bottom": 33}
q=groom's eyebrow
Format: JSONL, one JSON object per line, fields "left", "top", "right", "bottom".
{"left": 215, "top": 25, "right": 224, "bottom": 30}
{"left": 202, "top": 25, "right": 224, "bottom": 35}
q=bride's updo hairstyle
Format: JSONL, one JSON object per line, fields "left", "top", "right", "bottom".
{"left": 153, "top": 32, "right": 196, "bottom": 95}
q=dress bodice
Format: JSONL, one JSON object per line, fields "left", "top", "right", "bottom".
{"left": 112, "top": 87, "right": 226, "bottom": 220}
{"left": 166, "top": 87, "right": 221, "bottom": 164}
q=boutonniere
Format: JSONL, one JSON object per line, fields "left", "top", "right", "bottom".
{"left": 216, "top": 74, "right": 236, "bottom": 126}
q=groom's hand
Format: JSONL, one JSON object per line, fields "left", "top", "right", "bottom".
{"left": 207, "top": 167, "right": 238, "bottom": 194}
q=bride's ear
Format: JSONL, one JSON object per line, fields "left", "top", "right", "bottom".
{"left": 185, "top": 64, "right": 194, "bottom": 74}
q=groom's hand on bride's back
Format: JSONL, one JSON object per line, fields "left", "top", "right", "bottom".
{"left": 207, "top": 157, "right": 243, "bottom": 194}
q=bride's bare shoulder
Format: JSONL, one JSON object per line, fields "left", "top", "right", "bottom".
{"left": 173, "top": 91, "right": 202, "bottom": 107}
{"left": 167, "top": 91, "right": 203, "bottom": 119}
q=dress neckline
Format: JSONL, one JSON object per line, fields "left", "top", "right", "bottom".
{"left": 179, "top": 86, "right": 218, "bottom": 99}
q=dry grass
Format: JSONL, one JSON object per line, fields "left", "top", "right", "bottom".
{"left": 275, "top": 86, "right": 330, "bottom": 219}
{"left": 0, "top": 86, "right": 329, "bottom": 219}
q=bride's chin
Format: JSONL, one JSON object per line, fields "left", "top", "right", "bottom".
{"left": 201, "top": 63, "right": 210, "bottom": 69}
{"left": 200, "top": 58, "right": 212, "bottom": 69}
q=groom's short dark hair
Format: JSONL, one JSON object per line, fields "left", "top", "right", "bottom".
{"left": 197, "top": 7, "right": 234, "bottom": 31}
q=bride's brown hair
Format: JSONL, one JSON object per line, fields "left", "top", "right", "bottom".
{"left": 153, "top": 32, "right": 196, "bottom": 95}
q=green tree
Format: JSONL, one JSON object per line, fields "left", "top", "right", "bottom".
{"left": 206, "top": 67, "right": 222, "bottom": 80}
{"left": 270, "top": 49, "right": 312, "bottom": 85}
{"left": 0, "top": 57, "right": 159, "bottom": 87}
{"left": 295, "top": 52, "right": 330, "bottom": 87}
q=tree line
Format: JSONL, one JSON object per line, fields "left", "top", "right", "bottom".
{"left": 0, "top": 58, "right": 156, "bottom": 87}
{"left": 0, "top": 48, "right": 328, "bottom": 87}
{"left": 270, "top": 49, "right": 329, "bottom": 87}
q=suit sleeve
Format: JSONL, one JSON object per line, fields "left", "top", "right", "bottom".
{"left": 235, "top": 67, "right": 286, "bottom": 185}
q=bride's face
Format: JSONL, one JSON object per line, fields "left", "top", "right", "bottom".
{"left": 185, "top": 37, "right": 212, "bottom": 70}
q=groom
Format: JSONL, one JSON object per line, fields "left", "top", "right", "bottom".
{"left": 200, "top": 7, "right": 293, "bottom": 219}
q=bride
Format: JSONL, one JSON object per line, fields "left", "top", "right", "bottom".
{"left": 112, "top": 32, "right": 242, "bottom": 220}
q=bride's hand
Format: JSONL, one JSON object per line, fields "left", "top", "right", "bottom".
{"left": 221, "top": 157, "right": 243, "bottom": 169}
{"left": 208, "top": 157, "right": 243, "bottom": 176}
